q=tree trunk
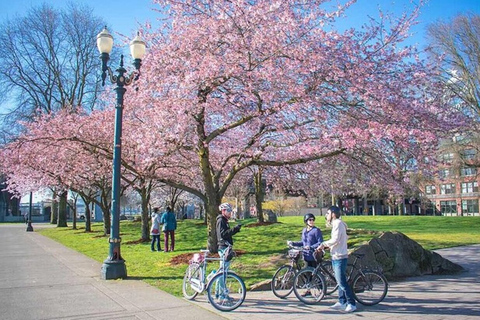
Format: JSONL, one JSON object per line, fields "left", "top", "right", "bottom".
{"left": 71, "top": 194, "right": 78, "bottom": 230}
{"left": 51, "top": 198, "right": 58, "bottom": 224}
{"left": 140, "top": 188, "right": 150, "bottom": 241}
{"left": 57, "top": 191, "right": 68, "bottom": 227}
{"left": 84, "top": 200, "right": 92, "bottom": 232}
{"left": 206, "top": 200, "right": 220, "bottom": 253}
{"left": 100, "top": 189, "right": 111, "bottom": 235}
{"left": 254, "top": 169, "right": 264, "bottom": 223}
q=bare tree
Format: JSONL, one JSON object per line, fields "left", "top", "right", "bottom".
{"left": 0, "top": 3, "right": 106, "bottom": 226}
{"left": 427, "top": 13, "right": 480, "bottom": 114}
{"left": 0, "top": 3, "right": 106, "bottom": 134}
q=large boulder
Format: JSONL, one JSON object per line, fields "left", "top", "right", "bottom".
{"left": 352, "top": 231, "right": 465, "bottom": 280}
{"left": 263, "top": 209, "right": 277, "bottom": 223}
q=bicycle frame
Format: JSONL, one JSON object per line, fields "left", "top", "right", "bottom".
{"left": 317, "top": 254, "right": 360, "bottom": 285}
{"left": 188, "top": 249, "right": 223, "bottom": 293}
{"left": 317, "top": 253, "right": 388, "bottom": 300}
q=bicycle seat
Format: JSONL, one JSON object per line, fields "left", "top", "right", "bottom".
{"left": 351, "top": 253, "right": 365, "bottom": 259}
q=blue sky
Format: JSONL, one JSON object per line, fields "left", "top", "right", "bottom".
{"left": 0, "top": 0, "right": 479, "bottom": 49}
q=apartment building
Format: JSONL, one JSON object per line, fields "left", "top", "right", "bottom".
{"left": 422, "top": 137, "right": 480, "bottom": 216}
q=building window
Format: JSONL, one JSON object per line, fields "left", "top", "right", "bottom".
{"left": 425, "top": 185, "right": 436, "bottom": 195}
{"left": 460, "top": 167, "right": 477, "bottom": 177}
{"left": 462, "top": 149, "right": 476, "bottom": 160}
{"left": 438, "top": 168, "right": 450, "bottom": 178}
{"left": 461, "top": 182, "right": 478, "bottom": 193}
{"left": 440, "top": 200, "right": 457, "bottom": 215}
{"left": 440, "top": 183, "right": 456, "bottom": 194}
{"left": 462, "top": 199, "right": 479, "bottom": 215}
{"left": 441, "top": 153, "right": 454, "bottom": 163}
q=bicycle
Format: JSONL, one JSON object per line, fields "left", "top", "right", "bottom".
{"left": 182, "top": 243, "right": 246, "bottom": 312}
{"left": 291, "top": 248, "right": 327, "bottom": 304}
{"left": 294, "top": 252, "right": 388, "bottom": 305}
{"left": 271, "top": 246, "right": 305, "bottom": 298}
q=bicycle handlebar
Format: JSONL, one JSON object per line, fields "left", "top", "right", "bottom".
{"left": 288, "top": 245, "right": 324, "bottom": 254}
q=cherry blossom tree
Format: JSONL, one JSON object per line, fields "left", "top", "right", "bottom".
{"left": 1, "top": 1, "right": 469, "bottom": 251}
{"left": 0, "top": 110, "right": 116, "bottom": 231}
{"left": 117, "top": 0, "right": 465, "bottom": 250}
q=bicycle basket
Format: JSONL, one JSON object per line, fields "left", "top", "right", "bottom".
{"left": 190, "top": 253, "right": 204, "bottom": 264}
{"left": 288, "top": 249, "right": 301, "bottom": 259}
{"left": 313, "top": 250, "right": 324, "bottom": 262}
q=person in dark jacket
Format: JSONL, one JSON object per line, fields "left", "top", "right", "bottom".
{"left": 161, "top": 206, "right": 177, "bottom": 252}
{"left": 215, "top": 202, "right": 241, "bottom": 302}
{"left": 287, "top": 213, "right": 324, "bottom": 268}
{"left": 216, "top": 202, "right": 241, "bottom": 251}
{"left": 287, "top": 213, "right": 323, "bottom": 297}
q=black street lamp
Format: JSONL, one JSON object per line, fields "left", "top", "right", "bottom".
{"left": 96, "top": 27, "right": 146, "bottom": 280}
{"left": 26, "top": 191, "right": 33, "bottom": 232}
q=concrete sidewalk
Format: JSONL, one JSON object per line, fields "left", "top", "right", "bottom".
{"left": 191, "top": 244, "right": 480, "bottom": 320}
{"left": 0, "top": 223, "right": 225, "bottom": 320}
{"left": 1, "top": 223, "right": 479, "bottom": 320}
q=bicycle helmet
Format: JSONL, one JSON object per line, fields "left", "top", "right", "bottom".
{"left": 328, "top": 206, "right": 341, "bottom": 218}
{"left": 304, "top": 213, "right": 315, "bottom": 223}
{"left": 219, "top": 203, "right": 233, "bottom": 212}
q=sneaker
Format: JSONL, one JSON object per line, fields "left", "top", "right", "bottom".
{"left": 344, "top": 304, "right": 357, "bottom": 313}
{"left": 301, "top": 290, "right": 311, "bottom": 297}
{"left": 330, "top": 302, "right": 346, "bottom": 310}
{"left": 217, "top": 296, "right": 234, "bottom": 305}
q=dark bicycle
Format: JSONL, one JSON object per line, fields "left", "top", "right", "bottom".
{"left": 271, "top": 246, "right": 305, "bottom": 298}
{"left": 294, "top": 252, "right": 388, "bottom": 305}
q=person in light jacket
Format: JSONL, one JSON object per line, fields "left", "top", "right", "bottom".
{"left": 161, "top": 206, "right": 177, "bottom": 252}
{"left": 150, "top": 208, "right": 161, "bottom": 252}
{"left": 317, "top": 206, "right": 356, "bottom": 313}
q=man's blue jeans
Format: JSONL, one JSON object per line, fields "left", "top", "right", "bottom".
{"left": 216, "top": 248, "right": 231, "bottom": 299}
{"left": 332, "top": 258, "right": 356, "bottom": 306}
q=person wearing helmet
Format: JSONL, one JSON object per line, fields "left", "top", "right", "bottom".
{"left": 216, "top": 202, "right": 242, "bottom": 302}
{"left": 216, "top": 202, "right": 241, "bottom": 250}
{"left": 317, "top": 206, "right": 356, "bottom": 313}
{"left": 287, "top": 213, "right": 323, "bottom": 268}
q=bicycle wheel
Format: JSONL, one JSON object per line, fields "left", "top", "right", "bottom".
{"left": 207, "top": 271, "right": 246, "bottom": 312}
{"left": 271, "top": 265, "right": 296, "bottom": 298}
{"left": 293, "top": 268, "right": 326, "bottom": 304}
{"left": 320, "top": 261, "right": 338, "bottom": 295}
{"left": 182, "top": 263, "right": 202, "bottom": 300}
{"left": 351, "top": 271, "right": 388, "bottom": 306}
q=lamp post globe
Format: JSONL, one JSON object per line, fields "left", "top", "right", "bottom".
{"left": 97, "top": 27, "right": 145, "bottom": 280}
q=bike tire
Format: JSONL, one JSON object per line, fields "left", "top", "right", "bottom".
{"left": 207, "top": 271, "right": 246, "bottom": 312}
{"left": 351, "top": 270, "right": 388, "bottom": 306}
{"left": 320, "top": 261, "right": 338, "bottom": 295}
{"left": 271, "top": 265, "right": 296, "bottom": 299}
{"left": 293, "top": 268, "right": 326, "bottom": 304}
{"left": 182, "top": 263, "right": 201, "bottom": 300}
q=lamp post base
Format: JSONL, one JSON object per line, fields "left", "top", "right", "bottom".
{"left": 101, "top": 259, "right": 127, "bottom": 280}
{"left": 26, "top": 221, "right": 34, "bottom": 232}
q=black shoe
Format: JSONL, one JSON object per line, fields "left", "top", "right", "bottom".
{"left": 301, "top": 290, "right": 312, "bottom": 297}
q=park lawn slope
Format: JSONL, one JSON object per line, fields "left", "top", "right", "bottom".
{"left": 38, "top": 215, "right": 480, "bottom": 296}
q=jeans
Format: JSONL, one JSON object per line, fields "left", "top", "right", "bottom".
{"left": 164, "top": 230, "right": 175, "bottom": 252}
{"left": 151, "top": 235, "right": 161, "bottom": 251}
{"left": 332, "top": 258, "right": 356, "bottom": 306}
{"left": 216, "top": 247, "right": 231, "bottom": 298}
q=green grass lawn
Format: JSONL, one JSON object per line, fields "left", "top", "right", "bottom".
{"left": 38, "top": 215, "right": 480, "bottom": 297}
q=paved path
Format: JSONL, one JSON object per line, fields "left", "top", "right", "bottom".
{"left": 0, "top": 223, "right": 225, "bottom": 320}
{"left": 1, "top": 223, "right": 479, "bottom": 319}
{"left": 190, "top": 244, "right": 480, "bottom": 320}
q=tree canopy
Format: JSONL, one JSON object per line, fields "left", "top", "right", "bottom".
{"left": 1, "top": 0, "right": 468, "bottom": 249}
